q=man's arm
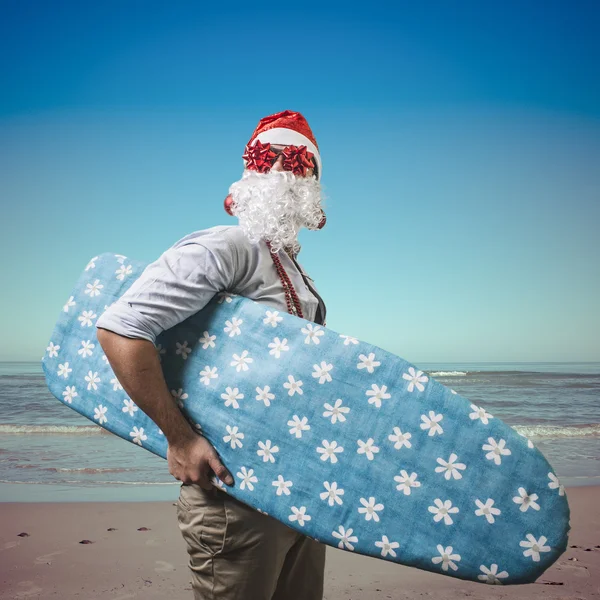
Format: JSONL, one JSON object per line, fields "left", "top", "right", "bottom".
{"left": 96, "top": 330, "right": 233, "bottom": 489}
{"left": 96, "top": 231, "right": 239, "bottom": 489}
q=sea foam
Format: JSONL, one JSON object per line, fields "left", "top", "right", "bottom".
{"left": 514, "top": 423, "right": 600, "bottom": 439}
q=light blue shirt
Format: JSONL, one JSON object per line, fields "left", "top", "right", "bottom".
{"left": 96, "top": 225, "right": 326, "bottom": 343}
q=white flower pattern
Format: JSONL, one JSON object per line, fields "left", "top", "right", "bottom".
{"left": 323, "top": 399, "right": 349, "bottom": 424}
{"left": 257, "top": 440, "right": 279, "bottom": 463}
{"left": 428, "top": 499, "right": 459, "bottom": 525}
{"left": 268, "top": 337, "right": 289, "bottom": 358}
{"left": 357, "top": 353, "right": 380, "bottom": 373}
{"left": 223, "top": 425, "right": 244, "bottom": 449}
{"left": 122, "top": 398, "right": 138, "bottom": 416}
{"left": 198, "top": 331, "right": 216, "bottom": 349}
{"left": 375, "top": 535, "right": 399, "bottom": 558}
{"left": 474, "top": 498, "right": 501, "bottom": 524}
{"left": 283, "top": 375, "right": 303, "bottom": 397}
{"left": 130, "top": 426, "right": 147, "bottom": 446}
{"left": 320, "top": 481, "right": 344, "bottom": 506}
{"left": 199, "top": 366, "right": 218, "bottom": 385}
{"left": 115, "top": 264, "right": 133, "bottom": 280}
{"left": 482, "top": 438, "right": 511, "bottom": 465}
{"left": 332, "top": 525, "right": 358, "bottom": 550}
{"left": 469, "top": 404, "right": 493, "bottom": 424}
{"left": 57, "top": 362, "right": 72, "bottom": 378}
{"left": 221, "top": 387, "right": 244, "bottom": 409}
{"left": 85, "top": 257, "right": 98, "bottom": 271}
{"left": 478, "top": 564, "right": 508, "bottom": 584}
{"left": 85, "top": 371, "right": 100, "bottom": 391}
{"left": 170, "top": 388, "right": 189, "bottom": 408}
{"left": 256, "top": 386, "right": 275, "bottom": 407}
{"left": 288, "top": 415, "right": 310, "bottom": 438}
{"left": 512, "top": 487, "right": 540, "bottom": 512}
{"left": 289, "top": 506, "right": 311, "bottom": 526}
{"left": 77, "top": 340, "right": 95, "bottom": 358}
{"left": 272, "top": 475, "right": 293, "bottom": 496}
{"left": 237, "top": 466, "right": 258, "bottom": 491}
{"left": 93, "top": 404, "right": 108, "bottom": 424}
{"left": 317, "top": 440, "right": 344, "bottom": 463}
{"left": 420, "top": 411, "right": 443, "bottom": 436}
{"left": 301, "top": 324, "right": 324, "bottom": 345}
{"left": 520, "top": 534, "right": 551, "bottom": 562}
{"left": 356, "top": 438, "right": 379, "bottom": 460}
{"left": 402, "top": 366, "right": 429, "bottom": 392}
{"left": 62, "top": 385, "right": 77, "bottom": 403}
{"left": 175, "top": 341, "right": 192, "bottom": 360}
{"left": 264, "top": 310, "right": 283, "bottom": 327}
{"left": 63, "top": 296, "right": 76, "bottom": 312}
{"left": 46, "top": 342, "right": 60, "bottom": 357}
{"left": 548, "top": 472, "right": 565, "bottom": 496}
{"left": 224, "top": 317, "right": 243, "bottom": 337}
{"left": 388, "top": 427, "right": 412, "bottom": 450}
{"left": 230, "top": 350, "right": 253, "bottom": 372}
{"left": 394, "top": 470, "right": 421, "bottom": 495}
{"left": 110, "top": 377, "right": 123, "bottom": 391}
{"left": 365, "top": 384, "right": 391, "bottom": 408}
{"left": 43, "top": 254, "right": 570, "bottom": 585}
{"left": 84, "top": 279, "right": 103, "bottom": 297}
{"left": 432, "top": 545, "right": 461, "bottom": 572}
{"left": 312, "top": 361, "right": 333, "bottom": 384}
{"left": 435, "top": 453, "right": 466, "bottom": 480}
{"left": 358, "top": 497, "right": 384, "bottom": 522}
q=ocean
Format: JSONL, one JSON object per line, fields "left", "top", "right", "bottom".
{"left": 0, "top": 361, "right": 598, "bottom": 502}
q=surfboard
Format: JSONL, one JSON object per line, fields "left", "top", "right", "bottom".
{"left": 42, "top": 252, "right": 570, "bottom": 584}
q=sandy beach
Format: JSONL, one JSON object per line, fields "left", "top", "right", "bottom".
{"left": 0, "top": 486, "right": 598, "bottom": 600}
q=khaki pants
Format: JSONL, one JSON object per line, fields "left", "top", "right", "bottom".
{"left": 176, "top": 483, "right": 326, "bottom": 600}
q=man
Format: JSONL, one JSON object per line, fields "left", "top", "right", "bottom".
{"left": 96, "top": 110, "right": 328, "bottom": 600}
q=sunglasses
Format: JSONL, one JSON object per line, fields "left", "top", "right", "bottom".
{"left": 243, "top": 140, "right": 316, "bottom": 177}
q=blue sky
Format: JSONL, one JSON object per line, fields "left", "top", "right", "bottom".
{"left": 1, "top": 1, "right": 599, "bottom": 362}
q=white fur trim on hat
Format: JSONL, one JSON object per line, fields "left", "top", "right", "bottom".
{"left": 253, "top": 128, "right": 322, "bottom": 180}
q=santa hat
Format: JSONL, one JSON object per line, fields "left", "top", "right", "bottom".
{"left": 246, "top": 110, "right": 322, "bottom": 180}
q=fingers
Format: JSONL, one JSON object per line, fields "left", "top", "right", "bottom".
{"left": 167, "top": 438, "right": 234, "bottom": 488}
{"left": 208, "top": 454, "right": 234, "bottom": 486}
{"left": 172, "top": 468, "right": 213, "bottom": 490}
{"left": 197, "top": 473, "right": 214, "bottom": 491}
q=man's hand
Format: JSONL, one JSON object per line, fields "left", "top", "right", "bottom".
{"left": 96, "top": 330, "right": 234, "bottom": 490}
{"left": 168, "top": 431, "right": 234, "bottom": 490}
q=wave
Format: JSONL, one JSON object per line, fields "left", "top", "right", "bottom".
{"left": 429, "top": 371, "right": 467, "bottom": 377}
{"left": 427, "top": 370, "right": 600, "bottom": 378}
{"left": 54, "top": 467, "right": 132, "bottom": 474}
{"left": 514, "top": 424, "right": 600, "bottom": 439}
{"left": 0, "top": 424, "right": 104, "bottom": 435}
{"left": 11, "top": 465, "right": 132, "bottom": 474}
{"left": 2, "top": 422, "right": 598, "bottom": 441}
{"left": 0, "top": 479, "right": 178, "bottom": 486}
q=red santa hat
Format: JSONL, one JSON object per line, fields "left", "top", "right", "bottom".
{"left": 246, "top": 110, "right": 322, "bottom": 180}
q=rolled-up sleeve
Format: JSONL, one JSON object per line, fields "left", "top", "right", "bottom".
{"left": 96, "top": 230, "right": 237, "bottom": 344}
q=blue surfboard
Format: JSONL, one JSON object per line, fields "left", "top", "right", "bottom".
{"left": 42, "top": 253, "right": 569, "bottom": 585}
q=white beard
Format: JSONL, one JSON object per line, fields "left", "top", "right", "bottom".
{"left": 228, "top": 170, "right": 324, "bottom": 254}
